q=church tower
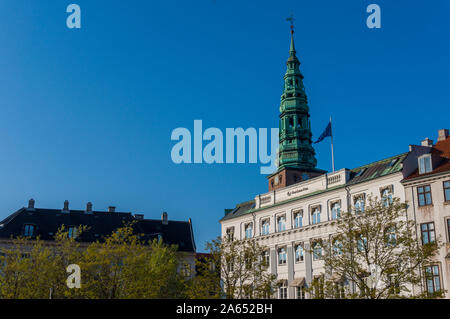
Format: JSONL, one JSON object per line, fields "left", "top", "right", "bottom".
{"left": 268, "top": 25, "right": 326, "bottom": 191}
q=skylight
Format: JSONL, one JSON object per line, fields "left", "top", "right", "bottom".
{"left": 355, "top": 168, "right": 366, "bottom": 177}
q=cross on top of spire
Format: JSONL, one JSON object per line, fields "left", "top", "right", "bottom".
{"left": 286, "top": 12, "right": 295, "bottom": 35}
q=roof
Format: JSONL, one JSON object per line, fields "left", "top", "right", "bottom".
{"left": 0, "top": 208, "right": 195, "bottom": 252}
{"left": 221, "top": 152, "right": 408, "bottom": 222}
{"left": 404, "top": 136, "right": 450, "bottom": 181}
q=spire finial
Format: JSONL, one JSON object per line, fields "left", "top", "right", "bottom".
{"left": 286, "top": 12, "right": 296, "bottom": 55}
{"left": 286, "top": 11, "right": 295, "bottom": 35}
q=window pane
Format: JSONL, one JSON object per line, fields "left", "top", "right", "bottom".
{"left": 425, "top": 193, "right": 432, "bottom": 205}
{"left": 445, "top": 188, "right": 450, "bottom": 201}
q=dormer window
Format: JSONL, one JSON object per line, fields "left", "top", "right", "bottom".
{"left": 418, "top": 154, "right": 432, "bottom": 174}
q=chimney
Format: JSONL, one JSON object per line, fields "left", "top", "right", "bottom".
{"left": 161, "top": 212, "right": 168, "bottom": 225}
{"left": 86, "top": 202, "right": 93, "bottom": 213}
{"left": 62, "top": 200, "right": 69, "bottom": 212}
{"left": 108, "top": 206, "right": 116, "bottom": 213}
{"left": 28, "top": 199, "right": 35, "bottom": 210}
{"left": 437, "top": 129, "right": 449, "bottom": 142}
{"left": 421, "top": 138, "right": 433, "bottom": 147}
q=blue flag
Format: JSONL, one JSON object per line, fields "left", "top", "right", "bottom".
{"left": 314, "top": 121, "right": 332, "bottom": 144}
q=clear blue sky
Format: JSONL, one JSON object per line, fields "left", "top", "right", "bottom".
{"left": 0, "top": 1, "right": 449, "bottom": 251}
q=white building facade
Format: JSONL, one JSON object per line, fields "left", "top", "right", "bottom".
{"left": 219, "top": 28, "right": 450, "bottom": 299}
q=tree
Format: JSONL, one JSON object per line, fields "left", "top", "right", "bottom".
{"left": 312, "top": 196, "right": 444, "bottom": 299}
{"left": 188, "top": 236, "right": 277, "bottom": 299}
{"left": 70, "top": 222, "right": 184, "bottom": 299}
{"left": 0, "top": 223, "right": 185, "bottom": 299}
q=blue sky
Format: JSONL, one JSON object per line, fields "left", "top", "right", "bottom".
{"left": 0, "top": 1, "right": 449, "bottom": 251}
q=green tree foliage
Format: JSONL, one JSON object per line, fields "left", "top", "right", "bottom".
{"left": 0, "top": 223, "right": 184, "bottom": 299}
{"left": 186, "top": 236, "right": 277, "bottom": 299}
{"left": 310, "top": 196, "right": 444, "bottom": 299}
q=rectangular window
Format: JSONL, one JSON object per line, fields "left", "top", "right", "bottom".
{"left": 313, "top": 242, "right": 322, "bottom": 261}
{"left": 181, "top": 264, "right": 191, "bottom": 277}
{"left": 419, "top": 155, "right": 432, "bottom": 174}
{"left": 244, "top": 223, "right": 253, "bottom": 239}
{"left": 68, "top": 226, "right": 78, "bottom": 239}
{"left": 444, "top": 181, "right": 450, "bottom": 202}
{"left": 293, "top": 210, "right": 303, "bottom": 228}
{"left": 447, "top": 219, "right": 450, "bottom": 243}
{"left": 277, "top": 216, "right": 286, "bottom": 232}
{"left": 262, "top": 250, "right": 270, "bottom": 267}
{"left": 331, "top": 201, "right": 341, "bottom": 220}
{"left": 381, "top": 187, "right": 393, "bottom": 207}
{"left": 417, "top": 185, "right": 432, "bottom": 206}
{"left": 226, "top": 227, "right": 234, "bottom": 241}
{"left": 421, "top": 222, "right": 436, "bottom": 245}
{"left": 311, "top": 207, "right": 321, "bottom": 224}
{"left": 261, "top": 219, "right": 270, "bottom": 235}
{"left": 354, "top": 195, "right": 365, "bottom": 213}
{"left": 296, "top": 286, "right": 305, "bottom": 299}
{"left": 425, "top": 265, "right": 441, "bottom": 294}
{"left": 278, "top": 247, "right": 287, "bottom": 265}
{"left": 295, "top": 244, "right": 304, "bottom": 263}
{"left": 279, "top": 286, "right": 288, "bottom": 299}
{"left": 23, "top": 224, "right": 35, "bottom": 237}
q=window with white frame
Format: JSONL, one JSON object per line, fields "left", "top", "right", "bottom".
{"left": 277, "top": 215, "right": 286, "bottom": 232}
{"left": 333, "top": 239, "right": 343, "bottom": 256}
{"left": 262, "top": 250, "right": 270, "bottom": 267}
{"left": 295, "top": 243, "right": 304, "bottom": 262}
{"left": 261, "top": 219, "right": 270, "bottom": 235}
{"left": 278, "top": 247, "right": 287, "bottom": 265}
{"left": 312, "top": 242, "right": 322, "bottom": 260}
{"left": 418, "top": 154, "right": 432, "bottom": 174}
{"left": 296, "top": 286, "right": 306, "bottom": 299}
{"left": 357, "top": 235, "right": 367, "bottom": 252}
{"left": 385, "top": 226, "right": 397, "bottom": 247}
{"left": 226, "top": 227, "right": 234, "bottom": 241}
{"left": 381, "top": 186, "right": 393, "bottom": 207}
{"left": 311, "top": 206, "right": 321, "bottom": 224}
{"left": 279, "top": 281, "right": 288, "bottom": 299}
{"left": 331, "top": 201, "right": 341, "bottom": 220}
{"left": 244, "top": 223, "right": 253, "bottom": 239}
{"left": 354, "top": 194, "right": 365, "bottom": 213}
{"left": 293, "top": 210, "right": 303, "bottom": 228}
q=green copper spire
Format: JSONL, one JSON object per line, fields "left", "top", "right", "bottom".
{"left": 277, "top": 27, "right": 318, "bottom": 170}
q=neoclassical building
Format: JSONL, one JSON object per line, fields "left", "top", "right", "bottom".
{"left": 220, "top": 28, "right": 450, "bottom": 299}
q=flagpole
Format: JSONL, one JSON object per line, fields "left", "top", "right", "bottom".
{"left": 330, "top": 116, "right": 335, "bottom": 172}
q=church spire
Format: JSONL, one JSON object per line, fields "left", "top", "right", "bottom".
{"left": 267, "top": 18, "right": 326, "bottom": 191}
{"left": 267, "top": 19, "right": 326, "bottom": 191}
{"left": 277, "top": 21, "right": 319, "bottom": 171}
